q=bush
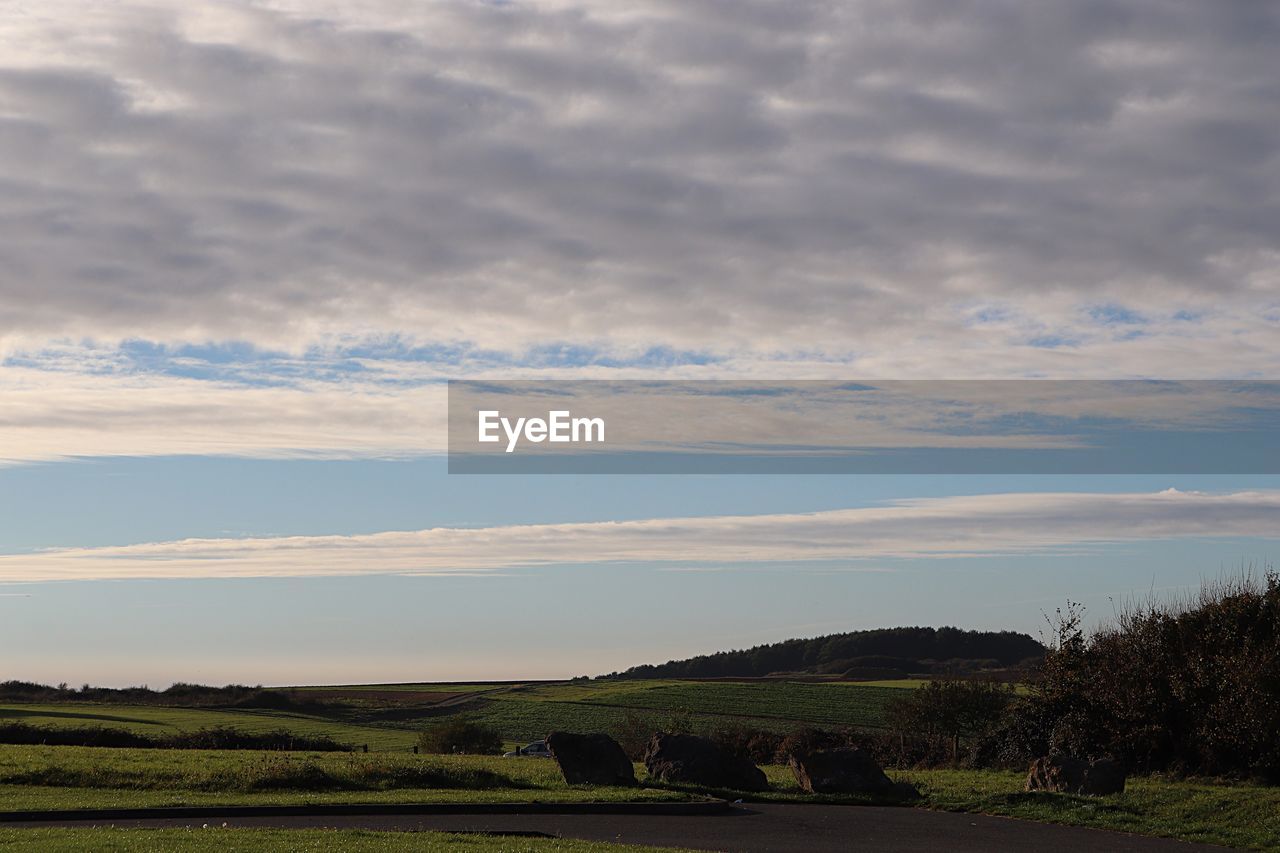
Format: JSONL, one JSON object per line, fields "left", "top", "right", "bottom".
{"left": 703, "top": 720, "right": 958, "bottom": 769}
{"left": 775, "top": 726, "right": 858, "bottom": 761}
{"left": 611, "top": 710, "right": 659, "bottom": 761}
{"left": 417, "top": 717, "right": 503, "bottom": 755}
{"left": 888, "top": 679, "right": 1015, "bottom": 765}
{"left": 706, "top": 721, "right": 787, "bottom": 764}
{"left": 994, "top": 573, "right": 1280, "bottom": 779}
{"left": 0, "top": 722, "right": 154, "bottom": 749}
{"left": 167, "top": 726, "right": 347, "bottom": 751}
{"left": 970, "top": 696, "right": 1056, "bottom": 769}
{"left": 709, "top": 723, "right": 892, "bottom": 766}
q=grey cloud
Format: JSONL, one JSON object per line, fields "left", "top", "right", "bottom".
{"left": 0, "top": 0, "right": 1276, "bottom": 357}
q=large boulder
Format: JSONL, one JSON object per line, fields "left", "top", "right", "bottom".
{"left": 789, "top": 748, "right": 918, "bottom": 799}
{"left": 643, "top": 733, "right": 768, "bottom": 791}
{"left": 1082, "top": 758, "right": 1127, "bottom": 795}
{"left": 1026, "top": 755, "right": 1126, "bottom": 796}
{"left": 888, "top": 780, "right": 924, "bottom": 801}
{"left": 546, "top": 731, "right": 636, "bottom": 786}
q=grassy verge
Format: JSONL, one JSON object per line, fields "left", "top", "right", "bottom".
{"left": 0, "top": 746, "right": 688, "bottom": 811}
{"left": 2, "top": 745, "right": 1276, "bottom": 849}
{"left": 0, "top": 827, "right": 692, "bottom": 852}
{"left": 909, "top": 768, "right": 1280, "bottom": 852}
{"left": 0, "top": 784, "right": 689, "bottom": 811}
{"left": 758, "top": 765, "right": 1278, "bottom": 850}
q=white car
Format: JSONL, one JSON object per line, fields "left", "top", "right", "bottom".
{"left": 503, "top": 740, "right": 552, "bottom": 758}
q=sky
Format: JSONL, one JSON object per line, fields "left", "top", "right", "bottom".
{"left": 1, "top": 0, "right": 1278, "bottom": 686}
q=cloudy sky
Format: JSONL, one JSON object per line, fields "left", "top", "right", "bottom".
{"left": 1, "top": 0, "right": 1278, "bottom": 684}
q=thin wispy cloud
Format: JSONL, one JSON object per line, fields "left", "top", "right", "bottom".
{"left": 3, "top": 489, "right": 1277, "bottom": 582}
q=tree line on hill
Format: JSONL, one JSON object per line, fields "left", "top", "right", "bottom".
{"left": 0, "top": 722, "right": 347, "bottom": 751}
{"left": 606, "top": 626, "right": 1046, "bottom": 680}
{"left": 0, "top": 681, "right": 320, "bottom": 710}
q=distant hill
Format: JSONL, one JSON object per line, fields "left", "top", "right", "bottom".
{"left": 608, "top": 626, "right": 1045, "bottom": 680}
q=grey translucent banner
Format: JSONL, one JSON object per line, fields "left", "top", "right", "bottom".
{"left": 447, "top": 380, "right": 1280, "bottom": 474}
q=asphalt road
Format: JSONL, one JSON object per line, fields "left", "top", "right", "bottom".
{"left": 8, "top": 804, "right": 1236, "bottom": 852}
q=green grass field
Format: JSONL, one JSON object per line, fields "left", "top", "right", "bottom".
{"left": 911, "top": 769, "right": 1280, "bottom": 852}
{"left": 2, "top": 680, "right": 1277, "bottom": 850}
{"left": 1, "top": 678, "right": 918, "bottom": 750}
{"left": 0, "top": 828, "right": 693, "bottom": 853}
{"left": 461, "top": 680, "right": 903, "bottom": 741}
{"left": 571, "top": 680, "right": 903, "bottom": 728}
{"left": 2, "top": 744, "right": 1277, "bottom": 850}
{"left": 0, "top": 704, "right": 418, "bottom": 750}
